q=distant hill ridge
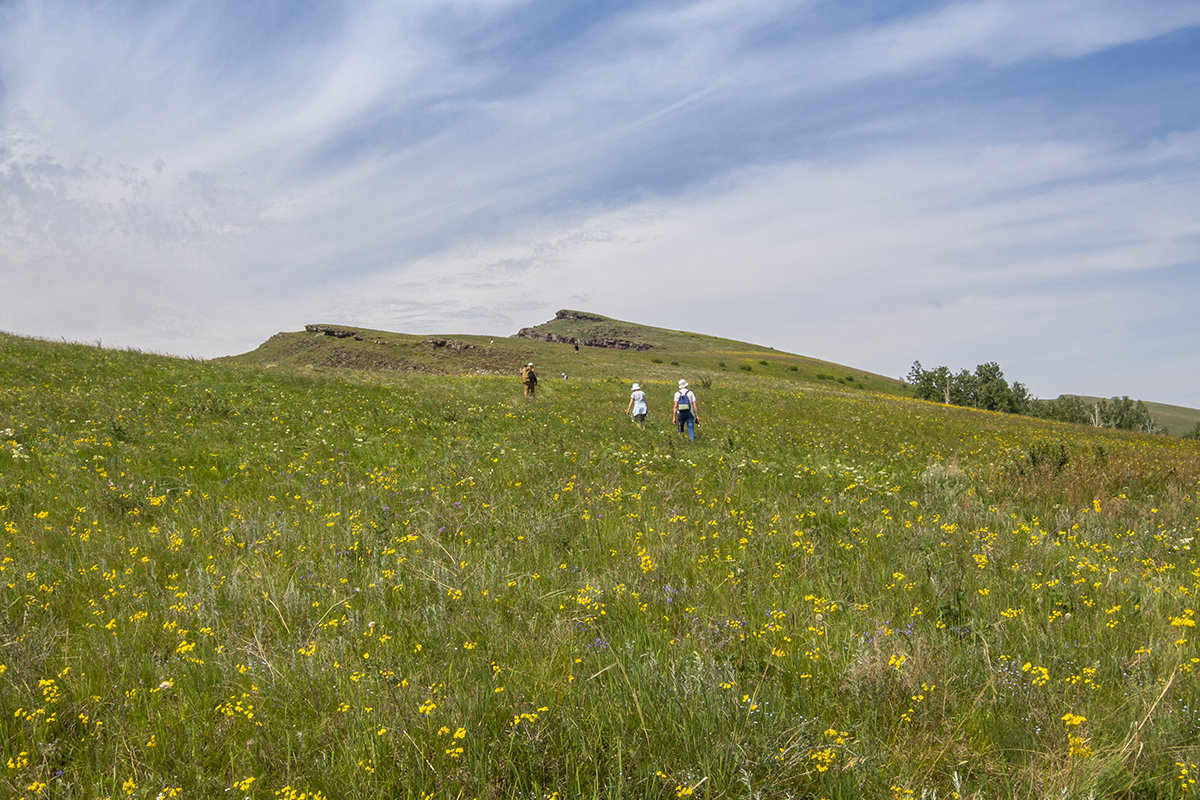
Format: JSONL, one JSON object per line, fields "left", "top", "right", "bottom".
{"left": 225, "top": 309, "right": 907, "bottom": 397}
{"left": 222, "top": 309, "right": 1200, "bottom": 434}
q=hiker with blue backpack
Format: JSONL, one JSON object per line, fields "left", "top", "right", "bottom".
{"left": 673, "top": 379, "right": 699, "bottom": 440}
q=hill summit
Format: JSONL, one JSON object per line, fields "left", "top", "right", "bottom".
{"left": 224, "top": 309, "right": 907, "bottom": 396}
{"left": 514, "top": 310, "right": 653, "bottom": 351}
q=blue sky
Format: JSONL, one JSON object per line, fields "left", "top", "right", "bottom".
{"left": 3, "top": 0, "right": 1199, "bottom": 407}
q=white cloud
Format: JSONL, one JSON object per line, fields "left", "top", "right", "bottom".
{"left": 314, "top": 126, "right": 1199, "bottom": 402}
{"left": 1, "top": 0, "right": 1199, "bottom": 406}
{"left": 826, "top": 0, "right": 1200, "bottom": 77}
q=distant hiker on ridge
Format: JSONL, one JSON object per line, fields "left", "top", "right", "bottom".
{"left": 673, "top": 379, "right": 698, "bottom": 440}
{"left": 627, "top": 383, "right": 648, "bottom": 429}
{"left": 521, "top": 363, "right": 538, "bottom": 397}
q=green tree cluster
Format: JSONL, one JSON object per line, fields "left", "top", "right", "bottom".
{"left": 907, "top": 361, "right": 1160, "bottom": 433}
{"left": 906, "top": 360, "right": 1030, "bottom": 413}
{"left": 1093, "top": 396, "right": 1160, "bottom": 433}
{"left": 1027, "top": 394, "right": 1159, "bottom": 433}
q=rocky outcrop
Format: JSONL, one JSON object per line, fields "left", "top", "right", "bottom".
{"left": 513, "top": 328, "right": 653, "bottom": 350}
{"left": 306, "top": 324, "right": 363, "bottom": 339}
{"left": 514, "top": 310, "right": 653, "bottom": 350}
{"left": 554, "top": 309, "right": 607, "bottom": 322}
{"left": 424, "top": 338, "right": 477, "bottom": 351}
{"left": 305, "top": 324, "right": 391, "bottom": 346}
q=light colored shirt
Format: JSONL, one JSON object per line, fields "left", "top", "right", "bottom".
{"left": 629, "top": 390, "right": 647, "bottom": 416}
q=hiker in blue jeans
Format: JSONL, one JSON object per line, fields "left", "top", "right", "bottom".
{"left": 673, "top": 379, "right": 699, "bottom": 440}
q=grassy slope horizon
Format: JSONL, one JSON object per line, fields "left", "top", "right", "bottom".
{"left": 222, "top": 310, "right": 1200, "bottom": 435}
{"left": 220, "top": 311, "right": 907, "bottom": 396}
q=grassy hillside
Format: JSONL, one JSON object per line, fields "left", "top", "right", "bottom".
{"left": 3, "top": 330, "right": 1200, "bottom": 799}
{"left": 1147, "top": 400, "right": 1200, "bottom": 437}
{"left": 224, "top": 311, "right": 909, "bottom": 398}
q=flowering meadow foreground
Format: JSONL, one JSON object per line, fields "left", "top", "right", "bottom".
{"left": 2, "top": 334, "right": 1199, "bottom": 799}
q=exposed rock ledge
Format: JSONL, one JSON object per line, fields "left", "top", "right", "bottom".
{"left": 424, "top": 338, "right": 477, "bottom": 351}
{"left": 553, "top": 309, "right": 607, "bottom": 322}
{"left": 304, "top": 324, "right": 386, "bottom": 345}
{"left": 514, "top": 329, "right": 653, "bottom": 350}
{"left": 513, "top": 310, "right": 652, "bottom": 351}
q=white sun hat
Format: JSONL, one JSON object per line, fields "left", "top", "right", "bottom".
{"left": 631, "top": 383, "right": 640, "bottom": 390}
{"left": 678, "top": 379, "right": 688, "bottom": 388}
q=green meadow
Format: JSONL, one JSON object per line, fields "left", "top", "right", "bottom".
{"left": 2, "top": 322, "right": 1199, "bottom": 799}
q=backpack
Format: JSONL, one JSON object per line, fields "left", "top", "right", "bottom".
{"left": 676, "top": 391, "right": 691, "bottom": 412}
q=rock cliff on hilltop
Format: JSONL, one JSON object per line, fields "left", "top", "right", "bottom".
{"left": 513, "top": 309, "right": 653, "bottom": 351}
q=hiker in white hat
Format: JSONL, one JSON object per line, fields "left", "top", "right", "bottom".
{"left": 626, "top": 382, "right": 648, "bottom": 429}
{"left": 673, "top": 379, "right": 699, "bottom": 440}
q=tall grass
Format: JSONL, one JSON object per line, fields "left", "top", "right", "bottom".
{"left": 2, "top": 333, "right": 1199, "bottom": 798}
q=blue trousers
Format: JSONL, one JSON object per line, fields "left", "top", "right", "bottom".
{"left": 676, "top": 411, "right": 695, "bottom": 440}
